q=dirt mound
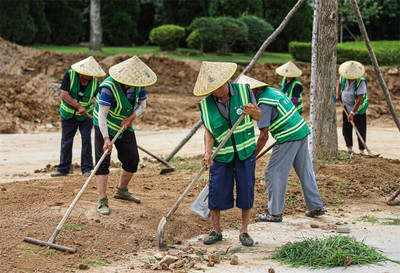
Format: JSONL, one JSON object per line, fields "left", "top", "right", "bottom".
{"left": 1, "top": 37, "right": 399, "bottom": 133}
{"left": 0, "top": 153, "right": 399, "bottom": 272}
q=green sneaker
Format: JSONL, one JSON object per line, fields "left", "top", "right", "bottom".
{"left": 203, "top": 231, "right": 222, "bottom": 245}
{"left": 113, "top": 187, "right": 141, "bottom": 203}
{"left": 50, "top": 171, "right": 68, "bottom": 177}
{"left": 239, "top": 232, "right": 254, "bottom": 247}
{"left": 97, "top": 197, "right": 110, "bottom": 215}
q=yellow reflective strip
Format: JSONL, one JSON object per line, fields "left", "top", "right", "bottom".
{"left": 200, "top": 100, "right": 212, "bottom": 134}
{"left": 236, "top": 138, "right": 256, "bottom": 151}
{"left": 270, "top": 106, "right": 296, "bottom": 132}
{"left": 275, "top": 120, "right": 306, "bottom": 139}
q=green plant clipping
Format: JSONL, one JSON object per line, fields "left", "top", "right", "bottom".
{"left": 272, "top": 236, "right": 389, "bottom": 268}
{"left": 149, "top": 24, "right": 185, "bottom": 51}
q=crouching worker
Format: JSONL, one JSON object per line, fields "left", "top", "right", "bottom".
{"left": 237, "top": 75, "right": 324, "bottom": 222}
{"left": 194, "top": 62, "right": 261, "bottom": 246}
{"left": 93, "top": 56, "right": 157, "bottom": 215}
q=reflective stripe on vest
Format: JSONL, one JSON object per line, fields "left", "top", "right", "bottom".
{"left": 281, "top": 77, "right": 303, "bottom": 113}
{"left": 199, "top": 83, "right": 256, "bottom": 163}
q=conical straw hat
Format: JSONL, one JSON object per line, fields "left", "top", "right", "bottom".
{"left": 236, "top": 75, "right": 268, "bottom": 89}
{"left": 71, "top": 56, "right": 106, "bottom": 77}
{"left": 275, "top": 61, "right": 302, "bottom": 77}
{"left": 193, "top": 61, "right": 237, "bottom": 96}
{"left": 109, "top": 56, "right": 157, "bottom": 86}
{"left": 339, "top": 60, "right": 365, "bottom": 80}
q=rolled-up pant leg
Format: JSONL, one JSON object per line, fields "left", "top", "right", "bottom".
{"left": 265, "top": 142, "right": 297, "bottom": 215}
{"left": 293, "top": 136, "right": 324, "bottom": 211}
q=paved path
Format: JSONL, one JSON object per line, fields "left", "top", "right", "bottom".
{"left": 0, "top": 127, "right": 399, "bottom": 183}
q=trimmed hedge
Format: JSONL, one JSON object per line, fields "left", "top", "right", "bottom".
{"left": 149, "top": 24, "right": 185, "bottom": 51}
{"left": 187, "top": 17, "right": 222, "bottom": 53}
{"left": 238, "top": 15, "right": 274, "bottom": 53}
{"left": 289, "top": 41, "right": 400, "bottom": 65}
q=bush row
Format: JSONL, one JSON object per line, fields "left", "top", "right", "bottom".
{"left": 289, "top": 41, "right": 400, "bottom": 66}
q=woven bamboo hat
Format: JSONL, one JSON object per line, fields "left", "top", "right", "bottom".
{"left": 109, "top": 56, "right": 157, "bottom": 86}
{"left": 193, "top": 61, "right": 237, "bottom": 96}
{"left": 71, "top": 56, "right": 106, "bottom": 77}
{"left": 236, "top": 75, "right": 268, "bottom": 89}
{"left": 275, "top": 61, "right": 302, "bottom": 77}
{"left": 339, "top": 60, "right": 365, "bottom": 80}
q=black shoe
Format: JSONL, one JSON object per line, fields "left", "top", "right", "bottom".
{"left": 50, "top": 171, "right": 68, "bottom": 177}
{"left": 239, "top": 232, "right": 254, "bottom": 247}
{"left": 305, "top": 208, "right": 325, "bottom": 217}
{"left": 256, "top": 213, "right": 282, "bottom": 222}
{"left": 203, "top": 231, "right": 222, "bottom": 245}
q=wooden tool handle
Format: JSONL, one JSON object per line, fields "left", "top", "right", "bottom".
{"left": 49, "top": 126, "right": 124, "bottom": 243}
{"left": 165, "top": 114, "right": 245, "bottom": 219}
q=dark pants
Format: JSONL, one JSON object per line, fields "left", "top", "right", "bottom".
{"left": 57, "top": 117, "right": 93, "bottom": 174}
{"left": 342, "top": 111, "right": 367, "bottom": 151}
{"left": 94, "top": 126, "right": 139, "bottom": 175}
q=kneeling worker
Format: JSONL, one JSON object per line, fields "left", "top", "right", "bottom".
{"left": 93, "top": 56, "right": 157, "bottom": 215}
{"left": 194, "top": 62, "right": 261, "bottom": 246}
{"left": 237, "top": 75, "right": 324, "bottom": 222}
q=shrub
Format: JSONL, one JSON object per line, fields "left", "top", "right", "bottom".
{"left": 187, "top": 17, "right": 222, "bottom": 52}
{"left": 149, "top": 24, "right": 185, "bottom": 51}
{"left": 29, "top": 0, "right": 51, "bottom": 44}
{"left": 289, "top": 41, "right": 400, "bottom": 66}
{"left": 238, "top": 15, "right": 274, "bottom": 52}
{"left": 215, "top": 17, "right": 248, "bottom": 54}
{"left": 0, "top": 0, "right": 37, "bottom": 44}
{"left": 209, "top": 0, "right": 263, "bottom": 18}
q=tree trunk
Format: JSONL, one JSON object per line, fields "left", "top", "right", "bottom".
{"left": 309, "top": 0, "right": 319, "bottom": 172}
{"left": 89, "top": 0, "right": 102, "bottom": 52}
{"left": 315, "top": 0, "right": 338, "bottom": 159}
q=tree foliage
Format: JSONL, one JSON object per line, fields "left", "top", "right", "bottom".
{"left": 101, "top": 0, "right": 140, "bottom": 45}
{"left": 163, "top": 0, "right": 209, "bottom": 26}
{"left": 28, "top": 0, "right": 51, "bottom": 44}
{"left": 187, "top": 17, "right": 222, "bottom": 52}
{"left": 0, "top": 0, "right": 37, "bottom": 44}
{"left": 238, "top": 15, "right": 274, "bottom": 52}
{"left": 209, "top": 0, "right": 263, "bottom": 18}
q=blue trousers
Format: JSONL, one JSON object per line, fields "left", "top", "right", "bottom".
{"left": 57, "top": 117, "right": 93, "bottom": 174}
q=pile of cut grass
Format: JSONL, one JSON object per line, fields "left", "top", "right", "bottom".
{"left": 271, "top": 235, "right": 389, "bottom": 268}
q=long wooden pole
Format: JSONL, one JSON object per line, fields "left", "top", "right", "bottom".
{"left": 164, "top": 0, "right": 306, "bottom": 161}
{"left": 309, "top": 0, "right": 319, "bottom": 173}
{"left": 350, "top": 0, "right": 400, "bottom": 132}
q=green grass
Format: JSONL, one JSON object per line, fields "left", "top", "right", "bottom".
{"left": 359, "top": 215, "right": 400, "bottom": 225}
{"left": 339, "top": 40, "right": 400, "bottom": 51}
{"left": 271, "top": 236, "right": 391, "bottom": 268}
{"left": 30, "top": 45, "right": 292, "bottom": 64}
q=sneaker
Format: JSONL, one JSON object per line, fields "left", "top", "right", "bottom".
{"left": 97, "top": 197, "right": 110, "bottom": 215}
{"left": 113, "top": 187, "right": 141, "bottom": 203}
{"left": 82, "top": 170, "right": 92, "bottom": 177}
{"left": 305, "top": 208, "right": 325, "bottom": 217}
{"left": 203, "top": 231, "right": 222, "bottom": 245}
{"left": 239, "top": 232, "right": 254, "bottom": 247}
{"left": 256, "top": 213, "right": 282, "bottom": 222}
{"left": 50, "top": 171, "right": 68, "bottom": 177}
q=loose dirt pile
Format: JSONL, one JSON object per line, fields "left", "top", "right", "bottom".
{"left": 1, "top": 37, "right": 399, "bottom": 133}
{"left": 0, "top": 153, "right": 399, "bottom": 272}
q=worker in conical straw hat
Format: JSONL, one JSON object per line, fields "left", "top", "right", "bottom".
{"left": 51, "top": 56, "right": 106, "bottom": 178}
{"left": 336, "top": 60, "right": 368, "bottom": 155}
{"left": 275, "top": 61, "right": 304, "bottom": 115}
{"left": 237, "top": 75, "right": 324, "bottom": 223}
{"left": 194, "top": 61, "right": 261, "bottom": 247}
{"left": 93, "top": 56, "right": 157, "bottom": 215}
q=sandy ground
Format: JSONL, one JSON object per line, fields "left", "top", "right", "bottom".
{"left": 88, "top": 201, "right": 400, "bottom": 273}
{"left": 0, "top": 126, "right": 399, "bottom": 184}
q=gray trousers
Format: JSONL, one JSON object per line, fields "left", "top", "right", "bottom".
{"left": 265, "top": 136, "right": 323, "bottom": 215}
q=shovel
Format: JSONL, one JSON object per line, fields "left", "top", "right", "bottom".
{"left": 343, "top": 107, "right": 379, "bottom": 158}
{"left": 157, "top": 114, "right": 246, "bottom": 249}
{"left": 24, "top": 126, "right": 125, "bottom": 253}
{"left": 137, "top": 145, "right": 175, "bottom": 175}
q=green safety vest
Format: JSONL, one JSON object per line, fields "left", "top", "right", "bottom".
{"left": 281, "top": 77, "right": 303, "bottom": 114}
{"left": 199, "top": 83, "right": 256, "bottom": 163}
{"left": 59, "top": 69, "right": 99, "bottom": 121}
{"left": 340, "top": 76, "right": 368, "bottom": 115}
{"left": 257, "top": 87, "right": 310, "bottom": 144}
{"left": 93, "top": 76, "right": 140, "bottom": 138}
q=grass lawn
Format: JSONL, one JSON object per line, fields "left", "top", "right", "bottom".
{"left": 31, "top": 45, "right": 292, "bottom": 64}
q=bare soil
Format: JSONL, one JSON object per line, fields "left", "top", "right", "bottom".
{"left": 0, "top": 153, "right": 399, "bottom": 272}
{"left": 1, "top": 37, "right": 399, "bottom": 133}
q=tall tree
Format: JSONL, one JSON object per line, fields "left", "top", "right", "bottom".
{"left": 315, "top": 0, "right": 338, "bottom": 159}
{"left": 89, "top": 0, "right": 102, "bottom": 51}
